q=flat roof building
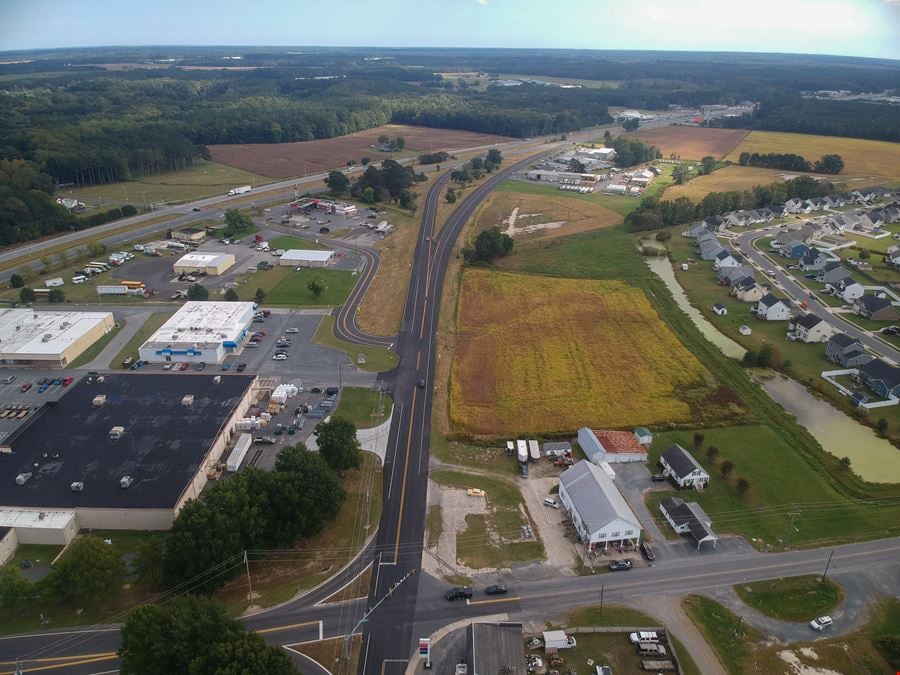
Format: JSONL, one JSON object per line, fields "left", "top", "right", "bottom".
{"left": 279, "top": 249, "right": 336, "bottom": 268}
{"left": 139, "top": 301, "right": 255, "bottom": 364}
{"left": 0, "top": 373, "right": 256, "bottom": 533}
{"left": 172, "top": 227, "right": 206, "bottom": 243}
{"left": 173, "top": 252, "right": 236, "bottom": 276}
{"left": 0, "top": 309, "right": 115, "bottom": 368}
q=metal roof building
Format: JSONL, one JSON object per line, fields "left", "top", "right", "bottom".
{"left": 173, "top": 252, "right": 236, "bottom": 276}
{"left": 558, "top": 460, "right": 642, "bottom": 548}
{"left": 139, "top": 301, "right": 255, "bottom": 364}
{"left": 0, "top": 309, "right": 115, "bottom": 368}
{"left": 279, "top": 249, "right": 335, "bottom": 268}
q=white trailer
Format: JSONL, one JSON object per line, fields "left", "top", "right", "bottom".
{"left": 97, "top": 285, "right": 128, "bottom": 295}
{"left": 45, "top": 277, "right": 65, "bottom": 288}
{"left": 228, "top": 185, "right": 252, "bottom": 196}
{"left": 543, "top": 631, "right": 577, "bottom": 651}
{"left": 516, "top": 440, "right": 528, "bottom": 464}
{"left": 226, "top": 433, "right": 253, "bottom": 472}
{"left": 528, "top": 440, "right": 540, "bottom": 462}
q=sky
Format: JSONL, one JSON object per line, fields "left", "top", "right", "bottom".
{"left": 1, "top": 0, "right": 898, "bottom": 59}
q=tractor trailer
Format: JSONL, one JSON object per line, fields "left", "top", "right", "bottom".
{"left": 228, "top": 185, "right": 252, "bottom": 196}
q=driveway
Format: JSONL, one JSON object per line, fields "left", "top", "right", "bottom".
{"left": 519, "top": 475, "right": 578, "bottom": 575}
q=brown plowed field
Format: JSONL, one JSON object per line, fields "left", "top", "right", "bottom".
{"left": 634, "top": 126, "right": 749, "bottom": 160}
{"left": 208, "top": 124, "right": 508, "bottom": 178}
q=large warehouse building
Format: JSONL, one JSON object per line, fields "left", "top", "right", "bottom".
{"left": 139, "top": 301, "right": 255, "bottom": 364}
{"left": 0, "top": 373, "right": 257, "bottom": 544}
{"left": 279, "top": 249, "right": 335, "bottom": 268}
{"left": 173, "top": 252, "right": 236, "bottom": 276}
{"left": 0, "top": 309, "right": 115, "bottom": 368}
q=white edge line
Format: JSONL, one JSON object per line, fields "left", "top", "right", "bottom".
{"left": 282, "top": 644, "right": 330, "bottom": 673}
{"left": 0, "top": 628, "right": 120, "bottom": 642}
{"left": 386, "top": 402, "right": 404, "bottom": 500}
{"left": 314, "top": 562, "right": 373, "bottom": 607}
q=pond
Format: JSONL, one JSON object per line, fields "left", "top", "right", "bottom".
{"left": 645, "top": 257, "right": 747, "bottom": 360}
{"left": 760, "top": 374, "right": 900, "bottom": 483}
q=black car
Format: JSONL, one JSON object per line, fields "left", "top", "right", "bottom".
{"left": 608, "top": 559, "right": 633, "bottom": 571}
{"left": 195, "top": 362, "right": 206, "bottom": 371}
{"left": 485, "top": 584, "right": 507, "bottom": 595}
{"left": 310, "top": 387, "right": 323, "bottom": 394}
{"left": 651, "top": 474, "right": 667, "bottom": 482}
{"left": 418, "top": 379, "right": 426, "bottom": 389}
{"left": 640, "top": 542, "right": 656, "bottom": 561}
{"left": 236, "top": 363, "right": 247, "bottom": 372}
{"left": 325, "top": 387, "right": 340, "bottom": 396}
{"left": 445, "top": 587, "right": 473, "bottom": 601}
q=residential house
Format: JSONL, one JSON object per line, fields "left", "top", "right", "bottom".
{"left": 732, "top": 278, "right": 765, "bottom": 303}
{"left": 703, "top": 215, "right": 725, "bottom": 232}
{"left": 789, "top": 313, "right": 833, "bottom": 343}
{"left": 717, "top": 265, "right": 754, "bottom": 286}
{"left": 887, "top": 245, "right": 900, "bottom": 267}
{"left": 783, "top": 198, "right": 805, "bottom": 214}
{"left": 722, "top": 211, "right": 750, "bottom": 229}
{"left": 712, "top": 303, "right": 727, "bottom": 316}
{"left": 854, "top": 294, "right": 900, "bottom": 321}
{"left": 825, "top": 275, "right": 865, "bottom": 303}
{"left": 780, "top": 239, "right": 809, "bottom": 259}
{"left": 577, "top": 428, "right": 648, "bottom": 464}
{"left": 558, "top": 461, "right": 642, "bottom": 549}
{"left": 817, "top": 262, "right": 851, "bottom": 285}
{"left": 754, "top": 293, "right": 792, "bottom": 321}
{"left": 659, "top": 444, "right": 710, "bottom": 489}
{"left": 800, "top": 248, "right": 829, "bottom": 271}
{"left": 853, "top": 213, "right": 882, "bottom": 231}
{"left": 858, "top": 358, "right": 900, "bottom": 399}
{"left": 659, "top": 497, "right": 718, "bottom": 550}
{"left": 684, "top": 221, "right": 717, "bottom": 238}
{"left": 698, "top": 238, "right": 725, "bottom": 261}
{"left": 713, "top": 250, "right": 743, "bottom": 271}
{"left": 826, "top": 333, "right": 872, "bottom": 368}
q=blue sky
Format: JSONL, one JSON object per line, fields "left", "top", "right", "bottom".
{"left": 1, "top": 0, "right": 898, "bottom": 59}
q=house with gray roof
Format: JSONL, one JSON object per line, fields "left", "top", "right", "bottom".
{"left": 659, "top": 496, "right": 718, "bottom": 550}
{"left": 858, "top": 358, "right": 900, "bottom": 399}
{"left": 826, "top": 333, "right": 871, "bottom": 368}
{"left": 717, "top": 266, "right": 754, "bottom": 285}
{"left": 660, "top": 444, "right": 709, "bottom": 489}
{"left": 713, "top": 249, "right": 743, "bottom": 270}
{"left": 854, "top": 294, "right": 900, "bottom": 321}
{"left": 754, "top": 293, "right": 792, "bottom": 320}
{"left": 558, "top": 460, "right": 642, "bottom": 549}
{"left": 698, "top": 238, "right": 726, "bottom": 261}
{"left": 732, "top": 278, "right": 765, "bottom": 302}
{"left": 800, "top": 248, "right": 829, "bottom": 272}
{"left": 817, "top": 262, "right": 851, "bottom": 285}
{"left": 825, "top": 275, "right": 865, "bottom": 303}
{"left": 789, "top": 313, "right": 833, "bottom": 343}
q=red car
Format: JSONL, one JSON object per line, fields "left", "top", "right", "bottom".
{"left": 19, "top": 383, "right": 32, "bottom": 392}
{"left": 62, "top": 377, "right": 75, "bottom": 387}
{"left": 178, "top": 362, "right": 190, "bottom": 371}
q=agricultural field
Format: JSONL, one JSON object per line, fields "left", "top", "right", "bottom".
{"left": 63, "top": 161, "right": 269, "bottom": 209}
{"left": 662, "top": 165, "right": 810, "bottom": 201}
{"left": 449, "top": 269, "right": 714, "bottom": 436}
{"left": 634, "top": 126, "right": 749, "bottom": 160}
{"left": 208, "top": 124, "right": 508, "bottom": 179}
{"left": 471, "top": 190, "right": 623, "bottom": 243}
{"left": 725, "top": 131, "right": 900, "bottom": 183}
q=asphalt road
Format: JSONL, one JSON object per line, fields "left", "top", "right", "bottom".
{"left": 734, "top": 229, "right": 900, "bottom": 363}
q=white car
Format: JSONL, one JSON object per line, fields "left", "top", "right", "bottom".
{"left": 809, "top": 616, "right": 833, "bottom": 631}
{"left": 766, "top": 269, "right": 776, "bottom": 276}
{"left": 285, "top": 328, "right": 299, "bottom": 334}
{"left": 272, "top": 354, "right": 288, "bottom": 361}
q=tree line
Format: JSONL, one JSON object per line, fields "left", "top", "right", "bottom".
{"left": 738, "top": 151, "right": 844, "bottom": 174}
{"left": 610, "top": 136, "right": 661, "bottom": 168}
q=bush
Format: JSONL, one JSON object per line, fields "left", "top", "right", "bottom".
{"left": 121, "top": 204, "right": 138, "bottom": 217}
{"left": 9, "top": 273, "right": 24, "bottom": 288}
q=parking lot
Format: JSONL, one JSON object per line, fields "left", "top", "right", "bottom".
{"left": 0, "top": 370, "right": 80, "bottom": 442}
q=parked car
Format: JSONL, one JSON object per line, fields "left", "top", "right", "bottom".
{"left": 325, "top": 387, "right": 340, "bottom": 396}
{"left": 37, "top": 384, "right": 49, "bottom": 394}
{"left": 608, "top": 559, "right": 633, "bottom": 571}
{"left": 310, "top": 387, "right": 323, "bottom": 393}
{"left": 629, "top": 631, "right": 660, "bottom": 644}
{"left": 253, "top": 436, "right": 276, "bottom": 445}
{"left": 805, "top": 273, "right": 818, "bottom": 279}
{"left": 163, "top": 363, "right": 173, "bottom": 370}
{"left": 285, "top": 327, "right": 299, "bottom": 334}
{"left": 640, "top": 542, "right": 656, "bottom": 561}
{"left": 810, "top": 616, "right": 833, "bottom": 631}
{"left": 178, "top": 362, "right": 190, "bottom": 371}
{"left": 273, "top": 354, "right": 288, "bottom": 361}
{"left": 236, "top": 363, "right": 247, "bottom": 372}
{"left": 651, "top": 473, "right": 667, "bottom": 482}
{"left": 543, "top": 497, "right": 560, "bottom": 509}
{"left": 2, "top": 375, "right": 16, "bottom": 384}
{"left": 122, "top": 357, "right": 135, "bottom": 368}
{"left": 221, "top": 363, "right": 231, "bottom": 371}
{"left": 485, "top": 584, "right": 507, "bottom": 595}
{"left": 445, "top": 587, "right": 473, "bottom": 601}
{"left": 195, "top": 362, "right": 206, "bottom": 371}
{"left": 62, "top": 377, "right": 74, "bottom": 386}
{"left": 19, "top": 383, "right": 32, "bottom": 392}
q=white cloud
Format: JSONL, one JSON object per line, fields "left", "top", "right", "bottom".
{"left": 476, "top": 0, "right": 489, "bottom": 5}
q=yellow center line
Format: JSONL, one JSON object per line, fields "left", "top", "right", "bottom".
{"left": 416, "top": 351, "right": 421, "bottom": 370}
{"left": 467, "top": 596, "right": 522, "bottom": 606}
{"left": 394, "top": 387, "right": 418, "bottom": 562}
{"left": 256, "top": 620, "right": 320, "bottom": 635}
{"left": 0, "top": 654, "right": 118, "bottom": 674}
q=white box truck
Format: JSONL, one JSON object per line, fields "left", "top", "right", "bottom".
{"left": 228, "top": 185, "right": 251, "bottom": 196}
{"left": 543, "top": 631, "right": 577, "bottom": 651}
{"left": 45, "top": 277, "right": 64, "bottom": 288}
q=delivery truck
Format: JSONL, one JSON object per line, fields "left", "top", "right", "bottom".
{"left": 228, "top": 185, "right": 252, "bottom": 196}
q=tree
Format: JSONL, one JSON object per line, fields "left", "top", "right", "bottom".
{"left": 739, "top": 152, "right": 751, "bottom": 166}
{"left": 736, "top": 477, "right": 751, "bottom": 495}
{"left": 398, "top": 189, "right": 414, "bottom": 210}
{"left": 756, "top": 343, "right": 774, "bottom": 368}
{"left": 486, "top": 149, "right": 503, "bottom": 166}
{"left": 19, "top": 287, "right": 36, "bottom": 303}
{"left": 720, "top": 460, "right": 734, "bottom": 478}
{"left": 362, "top": 187, "right": 376, "bottom": 204}
{"left": 706, "top": 446, "right": 719, "bottom": 463}
{"left": 693, "top": 432, "right": 705, "bottom": 450}
{"left": 49, "top": 536, "right": 125, "bottom": 607}
{"left": 361, "top": 156, "right": 370, "bottom": 165}
{"left": 623, "top": 118, "right": 640, "bottom": 132}
{"left": 378, "top": 134, "right": 390, "bottom": 144}
{"left": 187, "top": 631, "right": 298, "bottom": 675}
{"left": 451, "top": 168, "right": 470, "bottom": 184}
{"left": 224, "top": 288, "right": 239, "bottom": 301}
{"left": 250, "top": 289, "right": 265, "bottom": 306}
{"left": 315, "top": 416, "right": 362, "bottom": 472}
{"left": 859, "top": 248, "right": 871, "bottom": 260}
{"left": 474, "top": 227, "right": 514, "bottom": 263}
{"left": 700, "top": 156, "right": 717, "bottom": 175}
{"left": 9, "top": 273, "right": 23, "bottom": 288}
{"left": 121, "top": 204, "right": 138, "bottom": 217}
{"left": 672, "top": 164, "right": 691, "bottom": 185}
{"left": 876, "top": 418, "right": 889, "bottom": 435}
{"left": 325, "top": 170, "right": 349, "bottom": 196}
{"left": 307, "top": 277, "right": 327, "bottom": 298}
{"left": 568, "top": 158, "right": 587, "bottom": 173}
{"left": 655, "top": 230, "right": 671, "bottom": 243}
{"left": 0, "top": 566, "right": 32, "bottom": 611}
{"left": 445, "top": 188, "right": 457, "bottom": 204}
{"left": 223, "top": 209, "right": 252, "bottom": 234}
{"left": 132, "top": 538, "right": 165, "bottom": 589}
{"left": 48, "top": 288, "right": 65, "bottom": 303}
{"left": 187, "top": 283, "right": 208, "bottom": 301}
{"left": 603, "top": 131, "right": 613, "bottom": 145}
{"left": 838, "top": 456, "right": 852, "bottom": 472}
{"left": 742, "top": 350, "right": 758, "bottom": 367}
{"left": 814, "top": 154, "right": 845, "bottom": 174}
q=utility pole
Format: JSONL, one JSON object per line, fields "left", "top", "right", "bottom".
{"left": 821, "top": 549, "right": 834, "bottom": 584}
{"left": 783, "top": 510, "right": 801, "bottom": 549}
{"left": 343, "top": 568, "right": 415, "bottom": 660}
{"left": 600, "top": 583, "right": 605, "bottom": 615}
{"left": 731, "top": 615, "right": 744, "bottom": 642}
{"left": 243, "top": 550, "right": 254, "bottom": 604}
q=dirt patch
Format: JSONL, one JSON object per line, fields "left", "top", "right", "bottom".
{"left": 777, "top": 649, "right": 842, "bottom": 675}
{"left": 634, "top": 126, "right": 750, "bottom": 160}
{"left": 208, "top": 124, "right": 507, "bottom": 178}
{"left": 518, "top": 476, "right": 577, "bottom": 575}
{"left": 430, "top": 483, "right": 490, "bottom": 576}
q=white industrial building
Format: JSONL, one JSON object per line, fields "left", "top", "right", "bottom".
{"left": 173, "top": 252, "right": 236, "bottom": 276}
{"left": 279, "top": 249, "right": 336, "bottom": 268}
{"left": 139, "top": 301, "right": 255, "bottom": 364}
{"left": 576, "top": 147, "right": 617, "bottom": 161}
{"left": 0, "top": 309, "right": 115, "bottom": 368}
{"left": 525, "top": 170, "right": 602, "bottom": 184}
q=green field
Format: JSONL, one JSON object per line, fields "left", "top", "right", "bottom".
{"left": 334, "top": 386, "right": 393, "bottom": 429}
{"left": 734, "top": 575, "right": 844, "bottom": 622}
{"left": 111, "top": 312, "right": 173, "bottom": 368}
{"left": 239, "top": 267, "right": 354, "bottom": 307}
{"left": 268, "top": 235, "right": 328, "bottom": 251}
{"left": 61, "top": 161, "right": 269, "bottom": 208}
{"left": 313, "top": 315, "right": 399, "bottom": 373}
{"left": 683, "top": 595, "right": 762, "bottom": 674}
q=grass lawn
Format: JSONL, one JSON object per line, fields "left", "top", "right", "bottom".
{"left": 6, "top": 544, "right": 62, "bottom": 570}
{"left": 268, "top": 235, "right": 328, "bottom": 251}
{"left": 291, "top": 635, "right": 360, "bottom": 675}
{"left": 646, "top": 426, "right": 900, "bottom": 547}
{"left": 66, "top": 320, "right": 124, "bottom": 369}
{"left": 568, "top": 605, "right": 658, "bottom": 627}
{"left": 496, "top": 179, "right": 642, "bottom": 217}
{"left": 218, "top": 451, "right": 382, "bottom": 615}
{"left": 547, "top": 632, "right": 653, "bottom": 675}
{"left": 313, "top": 315, "right": 399, "bottom": 373}
{"left": 426, "top": 505, "right": 443, "bottom": 549}
{"left": 430, "top": 468, "right": 545, "bottom": 568}
{"left": 334, "top": 386, "right": 393, "bottom": 429}
{"left": 241, "top": 267, "right": 354, "bottom": 307}
{"left": 110, "top": 312, "right": 173, "bottom": 369}
{"left": 733, "top": 575, "right": 843, "bottom": 622}
{"left": 429, "top": 431, "right": 520, "bottom": 477}
{"left": 683, "top": 595, "right": 762, "bottom": 675}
